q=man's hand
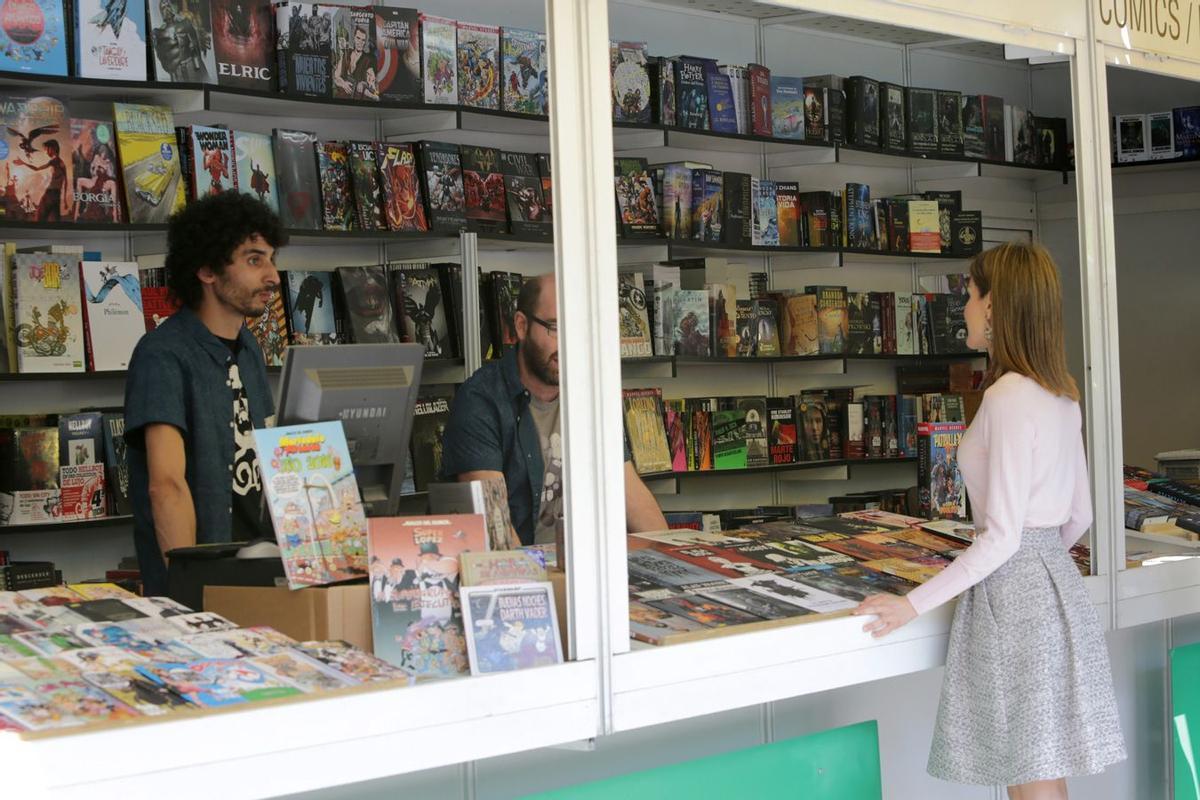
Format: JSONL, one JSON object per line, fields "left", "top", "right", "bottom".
{"left": 852, "top": 594, "right": 917, "bottom": 638}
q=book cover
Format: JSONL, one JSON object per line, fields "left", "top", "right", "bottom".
{"left": 918, "top": 421, "right": 967, "bottom": 519}
{"left": 315, "top": 140, "right": 355, "bottom": 230}
{"left": 148, "top": 0, "right": 215, "bottom": 82}
{"left": 961, "top": 94, "right": 985, "bottom": 158}
{"left": 622, "top": 388, "right": 672, "bottom": 474}
{"left": 329, "top": 6, "right": 378, "bottom": 100}
{"left": 282, "top": 269, "right": 341, "bottom": 346}
{"left": 1, "top": 96, "right": 72, "bottom": 223}
{"left": 83, "top": 668, "right": 191, "bottom": 715}
{"left": 0, "top": 0, "right": 66, "bottom": 76}
{"left": 693, "top": 170, "right": 722, "bottom": 242}
{"left": 711, "top": 407, "right": 747, "bottom": 470}
{"left": 780, "top": 293, "right": 818, "bottom": 356}
{"left": 671, "top": 289, "right": 710, "bottom": 356}
{"left": 706, "top": 67, "right": 738, "bottom": 134}
{"left": 211, "top": 0, "right": 273, "bottom": 90}
{"left": 734, "top": 300, "right": 754, "bottom": 357}
{"left": 775, "top": 181, "right": 800, "bottom": 247}
{"left": 983, "top": 94, "right": 1005, "bottom": 160}
{"left": 611, "top": 41, "right": 651, "bottom": 123}
{"left": 614, "top": 157, "right": 659, "bottom": 238}
{"left": 13, "top": 253, "right": 85, "bottom": 372}
{"left": 905, "top": 87, "right": 938, "bottom": 155}
{"left": 661, "top": 163, "right": 694, "bottom": 240}
{"left": 721, "top": 171, "right": 751, "bottom": 247}
{"left": 797, "top": 191, "right": 831, "bottom": 248}
{"left": 335, "top": 265, "right": 398, "bottom": 343}
{"left": 753, "top": 298, "right": 779, "bottom": 356}
{"left": 500, "top": 150, "right": 549, "bottom": 237}
{"left": 899, "top": 395, "right": 918, "bottom": 458}
{"left": 731, "top": 573, "right": 856, "bottom": 615}
{"left": 896, "top": 293, "right": 914, "bottom": 355}
{"left": 767, "top": 397, "right": 797, "bottom": 465}
{"left": 367, "top": 514, "right": 486, "bottom": 676}
{"left": 1147, "top": 111, "right": 1174, "bottom": 160}
{"left": 411, "top": 392, "right": 452, "bottom": 491}
{"left": 618, "top": 272, "right": 652, "bottom": 358}
{"left": 751, "top": 177, "right": 778, "bottom": 246}
{"left": 489, "top": 271, "right": 521, "bottom": 353}
{"left": 187, "top": 125, "right": 235, "bottom": 200}
{"left": 803, "top": 86, "right": 826, "bottom": 141}
{"left": 1033, "top": 115, "right": 1069, "bottom": 169}
{"left": 80, "top": 261, "right": 143, "bottom": 371}
{"left": 101, "top": 413, "right": 131, "bottom": 515}
{"left": 845, "top": 76, "right": 880, "bottom": 149}
{"left": 536, "top": 152, "right": 553, "bottom": 219}
{"left": 137, "top": 659, "right": 300, "bottom": 707}
{"left": 292, "top": 640, "right": 409, "bottom": 683}
{"left": 420, "top": 13, "right": 457, "bottom": 104}
{"left": 250, "top": 650, "right": 354, "bottom": 693}
{"left": 1011, "top": 105, "right": 1038, "bottom": 164}
{"left": 846, "top": 292, "right": 871, "bottom": 355}
{"left": 0, "top": 678, "right": 137, "bottom": 730}
{"left": 747, "top": 63, "right": 772, "bottom": 136}
{"left": 501, "top": 27, "right": 547, "bottom": 115}
{"left": 244, "top": 291, "right": 287, "bottom": 366}
{"left": 459, "top": 551, "right": 545, "bottom": 587}
{"left": 277, "top": 1, "right": 332, "bottom": 97}
{"left": 427, "top": 478, "right": 519, "bottom": 552}
{"left": 769, "top": 76, "right": 804, "bottom": 139}
{"left": 113, "top": 103, "right": 186, "bottom": 223}
{"left": 937, "top": 90, "right": 963, "bottom": 155}
{"left": 881, "top": 82, "right": 906, "bottom": 152}
{"left": 907, "top": 199, "right": 940, "bottom": 254}
{"left": 75, "top": 0, "right": 147, "bottom": 80}
{"left": 456, "top": 21, "right": 499, "bottom": 110}
{"left": 459, "top": 144, "right": 506, "bottom": 234}
{"left": 254, "top": 420, "right": 370, "bottom": 588}
{"left": 417, "top": 140, "right": 466, "bottom": 233}
{"left": 809, "top": 285, "right": 847, "bottom": 355}
{"left": 644, "top": 594, "right": 763, "bottom": 628}
{"left": 339, "top": 141, "right": 382, "bottom": 231}
{"left": 662, "top": 399, "right": 688, "bottom": 472}
{"left": 629, "top": 600, "right": 705, "bottom": 645}
{"left": 272, "top": 128, "right": 320, "bottom": 230}
{"left": 373, "top": 6, "right": 420, "bottom": 102}
{"left": 233, "top": 130, "right": 279, "bottom": 213}
{"left": 1116, "top": 113, "right": 1148, "bottom": 163}
{"left": 461, "top": 582, "right": 562, "bottom": 675}
{"left": 69, "top": 118, "right": 124, "bottom": 223}
{"left": 737, "top": 397, "right": 768, "bottom": 468}
{"left": 675, "top": 56, "right": 710, "bottom": 130}
{"left": 795, "top": 396, "right": 831, "bottom": 461}
{"left": 1174, "top": 106, "right": 1200, "bottom": 159}
{"left": 844, "top": 183, "right": 873, "bottom": 250}
{"left": 377, "top": 141, "right": 428, "bottom": 232}
{"left": 392, "top": 267, "right": 451, "bottom": 358}
{"left": 708, "top": 283, "right": 736, "bottom": 358}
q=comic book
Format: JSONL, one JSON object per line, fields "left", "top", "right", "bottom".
{"left": 254, "top": 421, "right": 370, "bottom": 589}
{"left": 119, "top": 596, "right": 191, "bottom": 618}
{"left": 457, "top": 22, "right": 499, "bottom": 110}
{"left": 69, "top": 118, "right": 124, "bottom": 223}
{"left": 335, "top": 265, "right": 398, "bottom": 343}
{"left": 671, "top": 289, "right": 710, "bottom": 356}
{"left": 420, "top": 13, "right": 458, "bottom": 104}
{"left": 489, "top": 270, "right": 521, "bottom": 353}
{"left": 0, "top": 0, "right": 66, "bottom": 76}
{"left": 13, "top": 252, "right": 86, "bottom": 373}
{"left": 283, "top": 269, "right": 342, "bottom": 345}
{"left": 917, "top": 421, "right": 967, "bottom": 520}
{"left": 233, "top": 130, "right": 279, "bottom": 214}
{"left": 731, "top": 573, "right": 856, "bottom": 615}
{"left": 459, "top": 551, "right": 546, "bottom": 587}
{"left": 316, "top": 140, "right": 355, "bottom": 230}
{"left": 55, "top": 644, "right": 147, "bottom": 672}
{"left": 373, "top": 6, "right": 421, "bottom": 102}
{"left": 626, "top": 548, "right": 727, "bottom": 593}
{"left": 611, "top": 41, "right": 651, "bottom": 123}
{"left": 276, "top": 1, "right": 332, "bottom": 97}
{"left": 113, "top": 103, "right": 187, "bottom": 223}
{"left": 628, "top": 600, "right": 706, "bottom": 645}
{"left": 6, "top": 656, "right": 79, "bottom": 682}
{"left": 273, "top": 128, "right": 321, "bottom": 230}
{"left": 75, "top": 0, "right": 147, "bottom": 80}
{"left": 148, "top": 0, "right": 216, "bottom": 82}
{"left": 618, "top": 272, "right": 652, "bottom": 358}
{"left": 918, "top": 518, "right": 976, "bottom": 544}
{"left": 427, "top": 477, "right": 520, "bottom": 552}
{"left": 499, "top": 150, "right": 550, "bottom": 238}
{"left": 330, "top": 6, "right": 378, "bottom": 100}
{"left": 347, "top": 140, "right": 385, "bottom": 230}
{"left": 0, "top": 96, "right": 72, "bottom": 222}
{"left": 250, "top": 651, "right": 354, "bottom": 692}
{"left": 391, "top": 267, "right": 451, "bottom": 358}
{"left": 643, "top": 594, "right": 762, "bottom": 628}
{"left": 0, "top": 678, "right": 139, "bottom": 730}
{"left": 67, "top": 583, "right": 135, "bottom": 601}
{"left": 292, "top": 639, "right": 409, "bottom": 683}
{"left": 12, "top": 628, "right": 90, "bottom": 656}
{"left": 64, "top": 597, "right": 143, "bottom": 623}
{"left": 501, "top": 27, "right": 547, "bottom": 115}
{"left": 80, "top": 261, "right": 144, "bottom": 372}
{"left": 459, "top": 144, "right": 506, "bottom": 234}
{"left": 186, "top": 125, "right": 236, "bottom": 199}
{"left": 367, "top": 514, "right": 488, "bottom": 677}
{"left": 695, "top": 585, "right": 809, "bottom": 620}
{"left": 461, "top": 582, "right": 562, "bottom": 675}
{"left": 417, "top": 140, "right": 466, "bottom": 233}
{"left": 164, "top": 611, "right": 237, "bottom": 634}
{"left": 376, "top": 142, "right": 427, "bottom": 232}
{"left": 136, "top": 659, "right": 301, "bottom": 707}
{"left": 614, "top": 157, "right": 659, "bottom": 237}
{"left": 211, "top": 0, "right": 273, "bottom": 90}
{"left": 174, "top": 631, "right": 248, "bottom": 659}
{"left": 244, "top": 290, "right": 288, "bottom": 367}
{"left": 83, "top": 669, "right": 192, "bottom": 715}
{"left": 410, "top": 391, "right": 452, "bottom": 492}
{"left": 860, "top": 557, "right": 945, "bottom": 584}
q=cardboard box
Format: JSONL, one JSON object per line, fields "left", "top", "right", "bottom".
{"left": 204, "top": 584, "right": 373, "bottom": 653}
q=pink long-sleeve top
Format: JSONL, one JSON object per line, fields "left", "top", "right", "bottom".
{"left": 906, "top": 372, "right": 1093, "bottom": 616}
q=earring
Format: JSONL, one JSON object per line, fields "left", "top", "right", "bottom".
{"left": 984, "top": 321, "right": 992, "bottom": 342}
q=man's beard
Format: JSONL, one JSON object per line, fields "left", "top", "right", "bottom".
{"left": 521, "top": 340, "right": 558, "bottom": 386}
{"left": 217, "top": 278, "right": 274, "bottom": 318}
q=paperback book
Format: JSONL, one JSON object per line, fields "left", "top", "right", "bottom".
{"left": 373, "top": 6, "right": 421, "bottom": 102}
{"left": 74, "top": 0, "right": 147, "bottom": 80}
{"left": 233, "top": 130, "right": 279, "bottom": 214}
{"left": 377, "top": 142, "right": 428, "bottom": 232}
{"left": 336, "top": 265, "right": 398, "bottom": 343}
{"left": 421, "top": 13, "right": 458, "bottom": 104}
{"left": 461, "top": 582, "right": 562, "bottom": 675}
{"left": 113, "top": 103, "right": 187, "bottom": 223}
{"left": 317, "top": 140, "right": 355, "bottom": 230}
{"left": 273, "top": 128, "right": 321, "bottom": 230}
{"left": 1, "top": 96, "right": 73, "bottom": 222}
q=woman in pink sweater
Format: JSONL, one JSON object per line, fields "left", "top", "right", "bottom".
{"left": 853, "top": 243, "right": 1126, "bottom": 798}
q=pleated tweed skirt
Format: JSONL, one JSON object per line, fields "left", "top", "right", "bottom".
{"left": 927, "top": 526, "right": 1127, "bottom": 786}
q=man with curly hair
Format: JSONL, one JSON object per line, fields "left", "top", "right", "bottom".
{"left": 124, "top": 192, "right": 286, "bottom": 595}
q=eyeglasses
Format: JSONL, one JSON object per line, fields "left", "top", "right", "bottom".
{"left": 527, "top": 314, "right": 558, "bottom": 336}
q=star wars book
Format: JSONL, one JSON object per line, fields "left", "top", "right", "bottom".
{"left": 0, "top": 0, "right": 66, "bottom": 76}
{"left": 80, "top": 261, "right": 143, "bottom": 372}
{"left": 461, "top": 582, "right": 562, "bottom": 675}
{"left": 936, "top": 90, "right": 963, "bottom": 156}
{"left": 369, "top": 6, "right": 418, "bottom": 102}
{"left": 74, "top": 0, "right": 147, "bottom": 80}
{"left": 113, "top": 103, "right": 187, "bottom": 223}
{"left": 671, "top": 289, "right": 710, "bottom": 356}
{"left": 254, "top": 421, "right": 370, "bottom": 588}
{"left": 611, "top": 41, "right": 651, "bottom": 123}
{"left": 243, "top": 290, "right": 287, "bottom": 366}
{"left": 211, "top": 0, "right": 273, "bottom": 90}
{"left": 615, "top": 157, "right": 659, "bottom": 238}
{"left": 780, "top": 293, "right": 818, "bottom": 356}
{"left": 377, "top": 141, "right": 428, "bottom": 232}
{"left": 619, "top": 272, "right": 652, "bottom": 358}
{"left": 283, "top": 269, "right": 342, "bottom": 345}
{"left": 918, "top": 421, "right": 967, "bottom": 520}
{"left": 1174, "top": 106, "right": 1200, "bottom": 159}
{"left": 420, "top": 13, "right": 458, "bottom": 104}
{"left": 417, "top": 140, "right": 466, "bottom": 233}
{"left": 276, "top": 1, "right": 332, "bottom": 97}
{"left": 367, "top": 514, "right": 487, "bottom": 677}
{"left": 148, "top": 0, "right": 216, "bottom": 83}
{"left": 391, "top": 266, "right": 451, "bottom": 358}
{"left": 0, "top": 96, "right": 72, "bottom": 223}
{"left": 674, "top": 56, "right": 710, "bottom": 131}
{"left": 234, "top": 130, "right": 279, "bottom": 214}
{"left": 272, "top": 128, "right": 320, "bottom": 229}
{"left": 13, "top": 253, "right": 85, "bottom": 373}
{"left": 456, "top": 21, "right": 499, "bottom": 110}
{"left": 410, "top": 391, "right": 452, "bottom": 491}
{"left": 751, "top": 178, "right": 778, "bottom": 247}
{"left": 500, "top": 150, "right": 549, "bottom": 238}
{"left": 335, "top": 265, "right": 398, "bottom": 343}
{"left": 623, "top": 388, "right": 672, "bottom": 474}
{"left": 808, "top": 285, "right": 847, "bottom": 355}
{"left": 136, "top": 658, "right": 300, "bottom": 707}
{"left": 346, "top": 140, "right": 385, "bottom": 230}
{"left": 459, "top": 144, "right": 506, "bottom": 234}
{"left": 769, "top": 76, "right": 804, "bottom": 140}
{"left": 317, "top": 140, "right": 355, "bottom": 230}
{"left": 69, "top": 119, "right": 124, "bottom": 223}
{"left": 502, "top": 27, "right": 547, "bottom": 115}
{"left": 185, "top": 125, "right": 236, "bottom": 199}
{"left": 905, "top": 87, "right": 938, "bottom": 155}
{"left": 330, "top": 6, "right": 378, "bottom": 100}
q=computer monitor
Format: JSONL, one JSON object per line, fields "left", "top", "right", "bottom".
{"left": 276, "top": 343, "right": 425, "bottom": 517}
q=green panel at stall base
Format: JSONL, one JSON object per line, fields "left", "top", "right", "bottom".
{"left": 1173, "top": 641, "right": 1200, "bottom": 800}
{"left": 525, "top": 720, "right": 882, "bottom": 800}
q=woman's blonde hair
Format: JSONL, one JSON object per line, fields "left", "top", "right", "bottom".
{"left": 969, "top": 242, "right": 1079, "bottom": 401}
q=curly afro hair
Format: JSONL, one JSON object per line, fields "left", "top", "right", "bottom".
{"left": 165, "top": 192, "right": 288, "bottom": 309}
